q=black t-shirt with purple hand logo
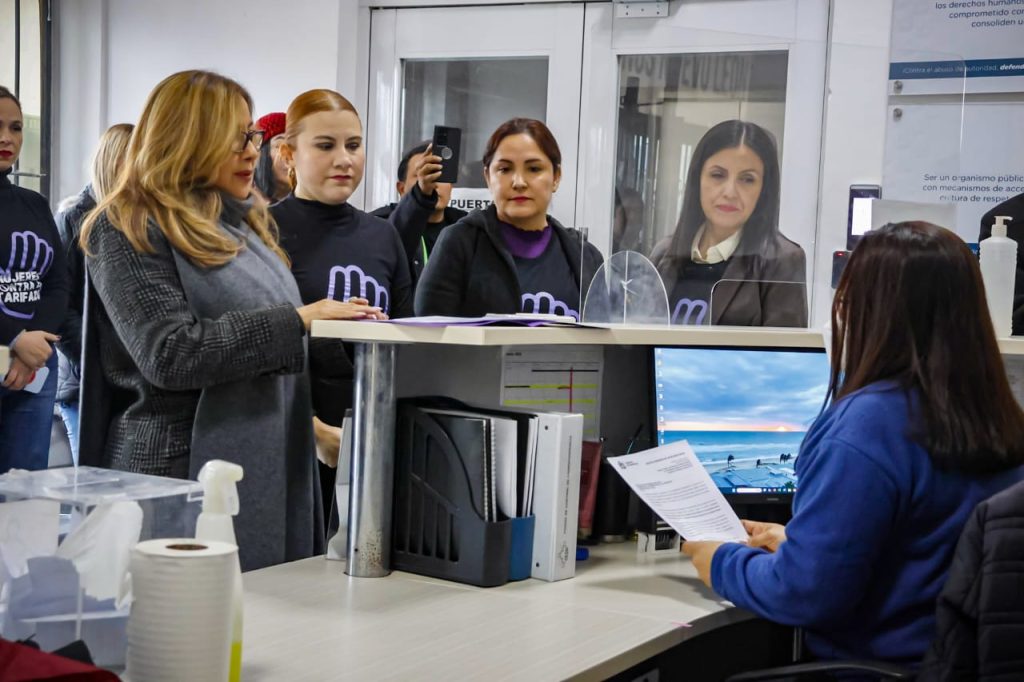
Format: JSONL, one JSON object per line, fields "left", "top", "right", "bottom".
{"left": 512, "top": 241, "right": 582, "bottom": 320}
{"left": 271, "top": 195, "right": 413, "bottom": 318}
{"left": 501, "top": 221, "right": 582, "bottom": 321}
{"left": 0, "top": 169, "right": 68, "bottom": 346}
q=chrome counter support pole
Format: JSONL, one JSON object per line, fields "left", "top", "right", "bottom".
{"left": 345, "top": 342, "right": 397, "bottom": 577}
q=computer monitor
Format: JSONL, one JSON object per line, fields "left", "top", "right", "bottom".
{"left": 651, "top": 346, "right": 830, "bottom": 503}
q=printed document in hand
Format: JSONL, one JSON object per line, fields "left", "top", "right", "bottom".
{"left": 608, "top": 441, "right": 748, "bottom": 543}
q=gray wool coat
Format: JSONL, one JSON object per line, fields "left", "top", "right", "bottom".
{"left": 79, "top": 197, "right": 323, "bottom": 571}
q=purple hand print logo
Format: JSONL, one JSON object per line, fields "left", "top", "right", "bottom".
{"left": 520, "top": 292, "right": 579, "bottom": 321}
{"left": 327, "top": 265, "right": 390, "bottom": 312}
{"left": 4, "top": 231, "right": 54, "bottom": 277}
{"left": 0, "top": 231, "right": 55, "bottom": 320}
{"left": 671, "top": 298, "right": 708, "bottom": 325}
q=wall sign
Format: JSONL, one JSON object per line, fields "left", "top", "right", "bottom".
{"left": 889, "top": 0, "right": 1024, "bottom": 94}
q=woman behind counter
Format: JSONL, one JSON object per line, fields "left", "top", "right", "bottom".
{"left": 683, "top": 221, "right": 1024, "bottom": 667}
{"left": 415, "top": 118, "right": 603, "bottom": 320}
{"left": 80, "top": 70, "right": 378, "bottom": 570}
{"left": 651, "top": 119, "right": 806, "bottom": 327}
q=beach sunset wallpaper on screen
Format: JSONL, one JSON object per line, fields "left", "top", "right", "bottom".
{"left": 653, "top": 348, "right": 831, "bottom": 492}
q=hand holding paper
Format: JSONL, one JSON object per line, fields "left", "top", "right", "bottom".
{"left": 608, "top": 440, "right": 748, "bottom": 543}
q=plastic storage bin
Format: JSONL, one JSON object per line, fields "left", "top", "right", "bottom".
{"left": 0, "top": 466, "right": 203, "bottom": 668}
{"left": 392, "top": 403, "right": 514, "bottom": 587}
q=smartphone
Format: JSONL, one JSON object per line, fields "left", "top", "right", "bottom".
{"left": 431, "top": 125, "right": 462, "bottom": 184}
{"left": 847, "top": 184, "right": 882, "bottom": 249}
{"left": 22, "top": 365, "right": 49, "bottom": 394}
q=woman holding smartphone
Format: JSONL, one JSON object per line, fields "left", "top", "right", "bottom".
{"left": 0, "top": 85, "right": 68, "bottom": 473}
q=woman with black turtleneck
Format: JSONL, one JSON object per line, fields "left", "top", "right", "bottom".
{"left": 270, "top": 89, "right": 410, "bottom": 516}
{"left": 79, "top": 71, "right": 377, "bottom": 571}
{"left": 0, "top": 85, "right": 68, "bottom": 473}
{"left": 271, "top": 89, "right": 411, "bottom": 430}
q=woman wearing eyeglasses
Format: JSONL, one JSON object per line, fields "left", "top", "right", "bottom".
{"left": 79, "top": 71, "right": 377, "bottom": 571}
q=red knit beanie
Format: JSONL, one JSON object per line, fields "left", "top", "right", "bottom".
{"left": 255, "top": 112, "right": 286, "bottom": 141}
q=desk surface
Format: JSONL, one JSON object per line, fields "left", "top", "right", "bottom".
{"left": 312, "top": 320, "right": 826, "bottom": 348}
{"left": 241, "top": 543, "right": 744, "bottom": 681}
{"left": 311, "top": 320, "right": 1024, "bottom": 354}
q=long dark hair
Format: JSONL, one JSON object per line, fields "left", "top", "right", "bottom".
{"left": 829, "top": 221, "right": 1024, "bottom": 474}
{"left": 659, "top": 120, "right": 781, "bottom": 274}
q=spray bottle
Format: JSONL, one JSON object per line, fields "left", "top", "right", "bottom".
{"left": 980, "top": 216, "right": 1017, "bottom": 338}
{"left": 196, "top": 460, "right": 244, "bottom": 682}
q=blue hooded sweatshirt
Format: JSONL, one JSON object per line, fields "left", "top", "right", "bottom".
{"left": 711, "top": 381, "right": 1024, "bottom": 665}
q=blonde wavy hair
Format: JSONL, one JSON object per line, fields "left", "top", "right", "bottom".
{"left": 91, "top": 123, "right": 134, "bottom": 201}
{"left": 81, "top": 70, "right": 287, "bottom": 267}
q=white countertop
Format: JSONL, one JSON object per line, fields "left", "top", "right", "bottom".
{"left": 311, "top": 320, "right": 1024, "bottom": 354}
{"left": 311, "top": 320, "right": 826, "bottom": 348}
{"left": 241, "top": 543, "right": 742, "bottom": 681}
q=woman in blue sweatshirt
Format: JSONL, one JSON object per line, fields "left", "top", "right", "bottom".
{"left": 0, "top": 85, "right": 68, "bottom": 472}
{"left": 683, "top": 221, "right": 1024, "bottom": 666}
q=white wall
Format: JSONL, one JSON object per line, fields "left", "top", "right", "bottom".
{"left": 54, "top": 0, "right": 367, "bottom": 204}
{"left": 810, "top": 0, "right": 893, "bottom": 326}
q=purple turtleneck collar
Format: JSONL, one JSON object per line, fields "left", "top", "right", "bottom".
{"left": 500, "top": 220, "right": 552, "bottom": 259}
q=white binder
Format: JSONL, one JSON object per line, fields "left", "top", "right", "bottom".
{"left": 527, "top": 411, "right": 584, "bottom": 582}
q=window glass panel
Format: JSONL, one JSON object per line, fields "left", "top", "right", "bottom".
{"left": 0, "top": 1, "right": 14, "bottom": 89}
{"left": 615, "top": 51, "right": 806, "bottom": 327}
{"left": 17, "top": 0, "right": 42, "bottom": 193}
{"left": 401, "top": 58, "right": 548, "bottom": 189}
{"left": 0, "top": 0, "right": 45, "bottom": 194}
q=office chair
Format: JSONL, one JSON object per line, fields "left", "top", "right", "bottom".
{"left": 725, "top": 657, "right": 913, "bottom": 680}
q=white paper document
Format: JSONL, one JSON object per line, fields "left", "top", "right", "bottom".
{"left": 608, "top": 440, "right": 748, "bottom": 543}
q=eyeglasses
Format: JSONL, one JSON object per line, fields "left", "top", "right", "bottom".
{"left": 234, "top": 129, "right": 266, "bottom": 153}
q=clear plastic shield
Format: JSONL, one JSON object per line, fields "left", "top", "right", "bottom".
{"left": 582, "top": 250, "right": 670, "bottom": 325}
{"left": 705, "top": 278, "right": 808, "bottom": 328}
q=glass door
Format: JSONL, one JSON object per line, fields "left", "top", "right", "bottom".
{"left": 365, "top": 4, "right": 585, "bottom": 224}
{"left": 578, "top": 0, "right": 829, "bottom": 299}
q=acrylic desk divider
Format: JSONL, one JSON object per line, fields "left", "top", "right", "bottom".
{"left": 393, "top": 400, "right": 535, "bottom": 587}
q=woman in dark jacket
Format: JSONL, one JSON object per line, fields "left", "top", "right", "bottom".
{"left": 416, "top": 118, "right": 603, "bottom": 320}
{"left": 651, "top": 120, "right": 806, "bottom": 327}
{"left": 0, "top": 85, "right": 67, "bottom": 473}
{"left": 54, "top": 122, "right": 133, "bottom": 462}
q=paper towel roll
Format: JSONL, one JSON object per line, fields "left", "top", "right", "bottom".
{"left": 126, "top": 539, "right": 237, "bottom": 682}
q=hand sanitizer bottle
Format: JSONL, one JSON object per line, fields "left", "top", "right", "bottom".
{"left": 980, "top": 216, "right": 1017, "bottom": 338}
{"left": 196, "top": 460, "right": 245, "bottom": 682}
